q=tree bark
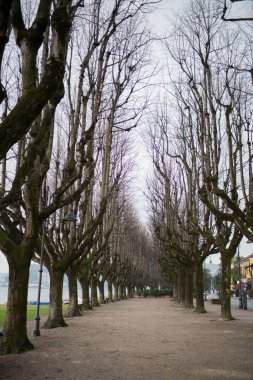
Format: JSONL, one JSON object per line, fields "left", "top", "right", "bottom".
{"left": 181, "top": 272, "right": 186, "bottom": 304}
{"left": 177, "top": 274, "right": 184, "bottom": 304}
{"left": 91, "top": 278, "right": 99, "bottom": 307}
{"left": 195, "top": 261, "right": 206, "bottom": 313}
{"left": 127, "top": 286, "right": 133, "bottom": 298}
{"left": 0, "top": 0, "right": 12, "bottom": 104}
{"left": 118, "top": 283, "right": 123, "bottom": 300}
{"left": 0, "top": 250, "right": 33, "bottom": 354}
{"left": 173, "top": 283, "right": 178, "bottom": 301}
{"left": 79, "top": 276, "right": 92, "bottom": 311}
{"left": 43, "top": 268, "right": 67, "bottom": 328}
{"left": 64, "top": 268, "right": 81, "bottom": 317}
{"left": 114, "top": 283, "right": 119, "bottom": 301}
{"left": 183, "top": 268, "right": 194, "bottom": 309}
{"left": 108, "top": 280, "right": 113, "bottom": 302}
{"left": 98, "top": 280, "right": 105, "bottom": 303}
{"left": 220, "top": 254, "right": 233, "bottom": 320}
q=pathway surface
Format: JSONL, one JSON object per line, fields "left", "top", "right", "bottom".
{"left": 1, "top": 298, "right": 253, "bottom": 380}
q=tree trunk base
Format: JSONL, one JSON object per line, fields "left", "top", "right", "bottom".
{"left": 194, "top": 307, "right": 207, "bottom": 314}
{"left": 0, "top": 335, "right": 34, "bottom": 355}
{"left": 183, "top": 302, "right": 194, "bottom": 309}
{"left": 81, "top": 304, "right": 92, "bottom": 311}
{"left": 64, "top": 309, "right": 82, "bottom": 318}
{"left": 42, "top": 317, "right": 68, "bottom": 329}
{"left": 219, "top": 315, "right": 235, "bottom": 321}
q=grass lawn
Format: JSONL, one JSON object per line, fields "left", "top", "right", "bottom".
{"left": 0, "top": 304, "right": 69, "bottom": 328}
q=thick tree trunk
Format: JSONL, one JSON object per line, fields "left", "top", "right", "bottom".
{"left": 80, "top": 276, "right": 92, "bottom": 311}
{"left": 195, "top": 261, "right": 206, "bottom": 313}
{"left": 173, "top": 283, "right": 178, "bottom": 301}
{"left": 0, "top": 253, "right": 33, "bottom": 355}
{"left": 114, "top": 283, "right": 119, "bottom": 301}
{"left": 128, "top": 286, "right": 133, "bottom": 298}
{"left": 220, "top": 254, "right": 233, "bottom": 320}
{"left": 118, "top": 284, "right": 123, "bottom": 300}
{"left": 177, "top": 274, "right": 184, "bottom": 304}
{"left": 98, "top": 280, "right": 105, "bottom": 303}
{"left": 108, "top": 280, "right": 113, "bottom": 302}
{"left": 183, "top": 268, "right": 194, "bottom": 309}
{"left": 64, "top": 268, "right": 81, "bottom": 317}
{"left": 43, "top": 268, "right": 67, "bottom": 328}
{"left": 180, "top": 274, "right": 186, "bottom": 304}
{"left": 91, "top": 278, "right": 99, "bottom": 307}
{"left": 122, "top": 285, "right": 127, "bottom": 299}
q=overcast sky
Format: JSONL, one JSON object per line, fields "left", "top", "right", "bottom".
{"left": 0, "top": 1, "right": 186, "bottom": 274}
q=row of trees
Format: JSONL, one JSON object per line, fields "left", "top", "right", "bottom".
{"left": 147, "top": 0, "right": 253, "bottom": 318}
{"left": 0, "top": 0, "right": 161, "bottom": 355}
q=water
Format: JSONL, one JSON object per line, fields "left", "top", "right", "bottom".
{"left": 0, "top": 283, "right": 109, "bottom": 304}
{"left": 0, "top": 286, "right": 70, "bottom": 304}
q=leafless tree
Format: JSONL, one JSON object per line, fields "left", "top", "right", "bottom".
{"left": 160, "top": 0, "right": 251, "bottom": 319}
{"left": 0, "top": 0, "right": 159, "bottom": 355}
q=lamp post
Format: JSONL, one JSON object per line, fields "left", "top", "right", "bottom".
{"left": 62, "top": 208, "right": 77, "bottom": 243}
{"left": 237, "top": 246, "right": 243, "bottom": 309}
{"left": 32, "top": 205, "right": 77, "bottom": 337}
{"left": 32, "top": 220, "right": 46, "bottom": 336}
{"left": 32, "top": 185, "right": 48, "bottom": 337}
{"left": 203, "top": 259, "right": 207, "bottom": 300}
{"left": 62, "top": 208, "right": 77, "bottom": 223}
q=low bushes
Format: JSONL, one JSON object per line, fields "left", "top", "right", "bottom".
{"left": 135, "top": 289, "right": 173, "bottom": 298}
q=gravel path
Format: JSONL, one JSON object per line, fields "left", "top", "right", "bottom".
{"left": 1, "top": 298, "right": 253, "bottom": 380}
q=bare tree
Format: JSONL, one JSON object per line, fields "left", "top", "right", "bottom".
{"left": 160, "top": 0, "right": 249, "bottom": 319}
{"left": 0, "top": 0, "right": 159, "bottom": 355}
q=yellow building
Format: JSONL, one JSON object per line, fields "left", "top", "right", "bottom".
{"left": 240, "top": 254, "right": 253, "bottom": 289}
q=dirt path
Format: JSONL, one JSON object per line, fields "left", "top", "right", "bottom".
{"left": 1, "top": 298, "right": 253, "bottom": 380}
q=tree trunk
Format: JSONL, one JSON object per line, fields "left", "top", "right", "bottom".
{"left": 79, "top": 276, "right": 92, "bottom": 311}
{"left": 181, "top": 274, "right": 186, "bottom": 304}
{"left": 91, "top": 278, "right": 99, "bottom": 307}
{"left": 43, "top": 268, "right": 67, "bottom": 328}
{"left": 64, "top": 268, "right": 81, "bottom": 317}
{"left": 173, "top": 283, "right": 178, "bottom": 301}
{"left": 177, "top": 274, "right": 184, "bottom": 304}
{"left": 128, "top": 286, "right": 133, "bottom": 298}
{"left": 183, "top": 268, "right": 194, "bottom": 309}
{"left": 108, "top": 280, "right": 113, "bottom": 302}
{"left": 122, "top": 285, "right": 127, "bottom": 299}
{"left": 220, "top": 254, "right": 233, "bottom": 320}
{"left": 0, "top": 252, "right": 33, "bottom": 355}
{"left": 118, "top": 283, "right": 123, "bottom": 300}
{"left": 195, "top": 261, "right": 206, "bottom": 313}
{"left": 114, "top": 283, "right": 119, "bottom": 301}
{"left": 98, "top": 280, "right": 105, "bottom": 303}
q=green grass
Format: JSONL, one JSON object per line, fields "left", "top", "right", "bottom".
{"left": 0, "top": 304, "right": 69, "bottom": 328}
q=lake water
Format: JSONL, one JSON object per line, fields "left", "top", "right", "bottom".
{"left": 0, "top": 283, "right": 109, "bottom": 304}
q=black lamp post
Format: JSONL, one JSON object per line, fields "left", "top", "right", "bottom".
{"left": 62, "top": 209, "right": 77, "bottom": 223}
{"left": 32, "top": 221, "right": 46, "bottom": 336}
{"left": 32, "top": 185, "right": 48, "bottom": 337}
{"left": 237, "top": 247, "right": 243, "bottom": 309}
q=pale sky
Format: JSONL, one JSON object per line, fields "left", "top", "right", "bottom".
{"left": 0, "top": 1, "right": 185, "bottom": 274}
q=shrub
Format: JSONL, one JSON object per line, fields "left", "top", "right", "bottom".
{"left": 134, "top": 288, "right": 173, "bottom": 297}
